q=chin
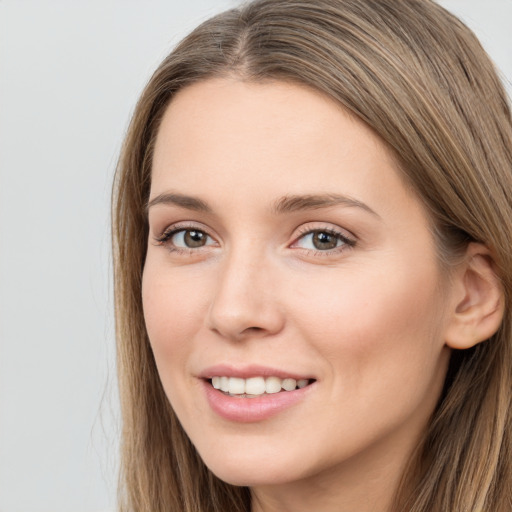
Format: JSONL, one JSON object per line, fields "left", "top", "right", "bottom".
{"left": 199, "top": 448, "right": 303, "bottom": 487}
{"left": 209, "top": 466, "right": 291, "bottom": 487}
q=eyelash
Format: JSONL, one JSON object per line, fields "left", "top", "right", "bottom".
{"left": 153, "top": 223, "right": 356, "bottom": 256}
{"left": 292, "top": 226, "right": 356, "bottom": 256}
{"left": 154, "top": 223, "right": 215, "bottom": 255}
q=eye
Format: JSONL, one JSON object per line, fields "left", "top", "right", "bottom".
{"left": 155, "top": 226, "right": 217, "bottom": 251}
{"left": 293, "top": 228, "right": 355, "bottom": 252}
{"left": 172, "top": 229, "right": 212, "bottom": 248}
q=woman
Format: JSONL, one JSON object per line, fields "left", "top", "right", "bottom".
{"left": 112, "top": 0, "right": 512, "bottom": 510}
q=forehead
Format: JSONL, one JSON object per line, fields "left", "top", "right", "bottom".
{"left": 150, "top": 78, "right": 420, "bottom": 222}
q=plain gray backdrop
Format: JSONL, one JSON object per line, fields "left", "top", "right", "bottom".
{"left": 0, "top": 1, "right": 510, "bottom": 511}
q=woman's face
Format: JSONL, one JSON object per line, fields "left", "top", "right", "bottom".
{"left": 143, "top": 78, "right": 453, "bottom": 490}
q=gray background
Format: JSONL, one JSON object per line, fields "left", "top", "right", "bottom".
{"left": 0, "top": 1, "right": 510, "bottom": 511}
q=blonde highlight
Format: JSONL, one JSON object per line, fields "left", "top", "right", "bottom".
{"left": 112, "top": 1, "right": 512, "bottom": 510}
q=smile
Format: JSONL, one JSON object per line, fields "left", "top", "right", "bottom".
{"left": 202, "top": 373, "right": 316, "bottom": 422}
{"left": 211, "top": 376, "right": 310, "bottom": 396}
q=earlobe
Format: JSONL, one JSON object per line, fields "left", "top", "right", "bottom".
{"left": 444, "top": 243, "right": 504, "bottom": 350}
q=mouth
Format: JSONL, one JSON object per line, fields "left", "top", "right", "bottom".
{"left": 200, "top": 368, "right": 316, "bottom": 422}
{"left": 207, "top": 376, "right": 316, "bottom": 398}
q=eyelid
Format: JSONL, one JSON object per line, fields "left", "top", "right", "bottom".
{"left": 289, "top": 223, "right": 357, "bottom": 253}
{"left": 151, "top": 220, "right": 356, "bottom": 256}
{"left": 153, "top": 221, "right": 219, "bottom": 248}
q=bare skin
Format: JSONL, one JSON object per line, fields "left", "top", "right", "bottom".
{"left": 143, "top": 78, "right": 500, "bottom": 512}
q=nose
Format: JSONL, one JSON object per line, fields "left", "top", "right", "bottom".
{"left": 207, "top": 248, "right": 285, "bottom": 341}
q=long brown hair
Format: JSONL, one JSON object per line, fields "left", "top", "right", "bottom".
{"left": 112, "top": 1, "right": 512, "bottom": 510}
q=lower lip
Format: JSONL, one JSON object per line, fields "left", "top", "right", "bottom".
{"left": 202, "top": 380, "right": 313, "bottom": 423}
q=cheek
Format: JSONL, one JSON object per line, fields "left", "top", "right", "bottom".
{"left": 291, "top": 258, "right": 447, "bottom": 381}
{"left": 285, "top": 260, "right": 450, "bottom": 458}
{"left": 142, "top": 263, "right": 209, "bottom": 368}
{"left": 141, "top": 263, "right": 214, "bottom": 425}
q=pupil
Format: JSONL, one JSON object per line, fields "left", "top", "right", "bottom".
{"left": 184, "top": 230, "right": 206, "bottom": 248}
{"left": 313, "top": 231, "right": 337, "bottom": 250}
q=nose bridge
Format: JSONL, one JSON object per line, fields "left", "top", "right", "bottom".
{"left": 207, "top": 240, "right": 283, "bottom": 339}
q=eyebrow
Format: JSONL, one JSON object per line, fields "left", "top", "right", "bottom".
{"left": 146, "top": 192, "right": 212, "bottom": 213}
{"left": 146, "top": 191, "right": 379, "bottom": 218}
{"left": 271, "top": 193, "right": 380, "bottom": 217}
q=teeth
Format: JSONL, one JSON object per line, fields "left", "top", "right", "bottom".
{"left": 265, "top": 376, "right": 282, "bottom": 394}
{"left": 210, "top": 376, "right": 311, "bottom": 396}
{"left": 282, "top": 378, "right": 297, "bottom": 391}
{"left": 246, "top": 377, "right": 266, "bottom": 395}
{"left": 220, "top": 376, "right": 230, "bottom": 392}
{"left": 228, "top": 377, "right": 245, "bottom": 395}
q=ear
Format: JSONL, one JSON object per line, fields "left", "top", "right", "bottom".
{"left": 444, "top": 243, "right": 504, "bottom": 350}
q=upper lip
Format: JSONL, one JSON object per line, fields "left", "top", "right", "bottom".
{"left": 198, "top": 364, "right": 315, "bottom": 381}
